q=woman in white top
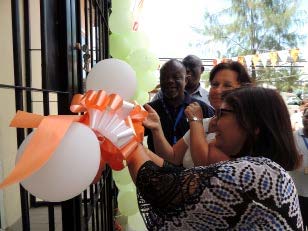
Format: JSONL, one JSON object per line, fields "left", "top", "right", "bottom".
{"left": 143, "top": 61, "right": 252, "bottom": 167}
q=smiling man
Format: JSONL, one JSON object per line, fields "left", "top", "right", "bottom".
{"left": 145, "top": 59, "right": 214, "bottom": 153}
{"left": 152, "top": 55, "right": 211, "bottom": 106}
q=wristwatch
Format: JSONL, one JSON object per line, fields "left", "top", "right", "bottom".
{"left": 187, "top": 116, "right": 203, "bottom": 122}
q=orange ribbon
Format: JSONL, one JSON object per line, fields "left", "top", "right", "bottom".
{"left": 70, "top": 90, "right": 123, "bottom": 113}
{"left": 0, "top": 111, "right": 81, "bottom": 189}
{"left": 71, "top": 90, "right": 147, "bottom": 170}
{"left": 128, "top": 104, "right": 148, "bottom": 143}
{"left": 0, "top": 90, "right": 147, "bottom": 189}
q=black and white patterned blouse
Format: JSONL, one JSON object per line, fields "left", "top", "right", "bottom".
{"left": 136, "top": 156, "right": 303, "bottom": 230}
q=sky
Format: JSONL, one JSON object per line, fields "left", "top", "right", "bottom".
{"left": 137, "top": 0, "right": 308, "bottom": 60}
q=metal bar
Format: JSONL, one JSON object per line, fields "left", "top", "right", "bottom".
{"left": 158, "top": 57, "right": 222, "bottom": 61}
{"left": 19, "top": 186, "right": 30, "bottom": 231}
{"left": 75, "top": 0, "right": 83, "bottom": 93}
{"left": 40, "top": 0, "right": 47, "bottom": 90}
{"left": 23, "top": 0, "right": 32, "bottom": 113}
{"left": 70, "top": 0, "right": 79, "bottom": 95}
{"left": 98, "top": 3, "right": 102, "bottom": 61}
{"left": 40, "top": 0, "right": 50, "bottom": 118}
{"left": 90, "top": 185, "right": 95, "bottom": 230}
{"left": 96, "top": 0, "right": 100, "bottom": 61}
{"left": 70, "top": 0, "right": 76, "bottom": 92}
{"left": 84, "top": 0, "right": 90, "bottom": 76}
{"left": 61, "top": 197, "right": 82, "bottom": 231}
{"left": 11, "top": 0, "right": 30, "bottom": 230}
{"left": 93, "top": 0, "right": 103, "bottom": 16}
{"left": 251, "top": 65, "right": 305, "bottom": 68}
{"left": 100, "top": 0, "right": 105, "bottom": 59}
{"left": 21, "top": 201, "right": 61, "bottom": 207}
{"left": 102, "top": 0, "right": 110, "bottom": 58}
{"left": 84, "top": 0, "right": 89, "bottom": 46}
{"left": 43, "top": 92, "right": 50, "bottom": 115}
{"left": 104, "top": 171, "right": 109, "bottom": 230}
{"left": 158, "top": 57, "right": 307, "bottom": 68}
{"left": 56, "top": 0, "right": 83, "bottom": 228}
{"left": 107, "top": 167, "right": 114, "bottom": 230}
{"left": 83, "top": 190, "right": 89, "bottom": 231}
{"left": 99, "top": 167, "right": 113, "bottom": 231}
{"left": 99, "top": 179, "right": 105, "bottom": 230}
{"left": 23, "top": 0, "right": 37, "bottom": 208}
{"left": 48, "top": 204, "right": 55, "bottom": 231}
{"left": 94, "top": 0, "right": 108, "bottom": 28}
{"left": 102, "top": 171, "right": 107, "bottom": 230}
{"left": 57, "top": 0, "right": 76, "bottom": 115}
{"left": 29, "top": 195, "right": 36, "bottom": 208}
{"left": 89, "top": 0, "right": 94, "bottom": 67}
{"left": 0, "top": 84, "right": 70, "bottom": 94}
{"left": 94, "top": 184, "right": 100, "bottom": 230}
{"left": 95, "top": 6, "right": 98, "bottom": 62}
{"left": 84, "top": 180, "right": 106, "bottom": 223}
{"left": 39, "top": 4, "right": 53, "bottom": 224}
{"left": 11, "top": 2, "right": 24, "bottom": 110}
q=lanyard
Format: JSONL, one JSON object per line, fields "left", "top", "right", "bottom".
{"left": 161, "top": 98, "right": 186, "bottom": 145}
{"left": 301, "top": 135, "right": 308, "bottom": 150}
{"left": 173, "top": 106, "right": 185, "bottom": 144}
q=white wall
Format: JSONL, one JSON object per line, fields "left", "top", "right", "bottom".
{"left": 0, "top": 0, "right": 22, "bottom": 228}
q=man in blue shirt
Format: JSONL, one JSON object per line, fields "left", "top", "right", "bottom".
{"left": 145, "top": 59, "right": 214, "bottom": 153}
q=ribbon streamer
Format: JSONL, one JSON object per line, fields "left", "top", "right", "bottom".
{"left": 0, "top": 112, "right": 81, "bottom": 189}
{"left": 0, "top": 90, "right": 147, "bottom": 189}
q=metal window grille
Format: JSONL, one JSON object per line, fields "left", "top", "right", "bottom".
{"left": 2, "top": 0, "right": 114, "bottom": 230}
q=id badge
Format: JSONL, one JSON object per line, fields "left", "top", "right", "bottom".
{"left": 305, "top": 167, "right": 308, "bottom": 175}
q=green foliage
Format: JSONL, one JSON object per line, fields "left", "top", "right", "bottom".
{"left": 197, "top": 0, "right": 307, "bottom": 56}
{"left": 201, "top": 72, "right": 209, "bottom": 81}
{"left": 194, "top": 0, "right": 308, "bottom": 89}
{"left": 256, "top": 65, "right": 303, "bottom": 91}
{"left": 201, "top": 72, "right": 210, "bottom": 87}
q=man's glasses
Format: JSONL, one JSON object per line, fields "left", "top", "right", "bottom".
{"left": 216, "top": 108, "right": 234, "bottom": 119}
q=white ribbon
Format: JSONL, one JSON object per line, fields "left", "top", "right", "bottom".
{"left": 89, "top": 101, "right": 135, "bottom": 148}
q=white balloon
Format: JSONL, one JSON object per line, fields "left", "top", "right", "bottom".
{"left": 16, "top": 122, "right": 100, "bottom": 202}
{"left": 86, "top": 58, "right": 137, "bottom": 100}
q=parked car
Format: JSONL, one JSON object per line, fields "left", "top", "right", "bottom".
{"left": 287, "top": 96, "right": 302, "bottom": 105}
